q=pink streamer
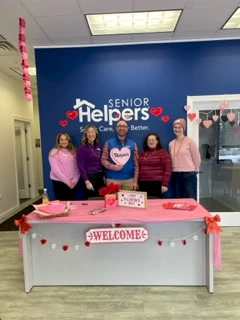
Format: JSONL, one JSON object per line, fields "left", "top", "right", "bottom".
{"left": 213, "top": 232, "right": 222, "bottom": 269}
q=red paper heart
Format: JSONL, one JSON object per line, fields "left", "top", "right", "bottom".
{"left": 59, "top": 120, "right": 68, "bottom": 127}
{"left": 158, "top": 240, "right": 163, "bottom": 246}
{"left": 150, "top": 107, "right": 163, "bottom": 117}
{"left": 188, "top": 113, "right": 196, "bottom": 121}
{"left": 114, "top": 113, "right": 120, "bottom": 119}
{"left": 62, "top": 245, "right": 68, "bottom": 251}
{"left": 85, "top": 241, "right": 90, "bottom": 247}
{"left": 182, "top": 239, "right": 187, "bottom": 245}
{"left": 115, "top": 224, "right": 121, "bottom": 228}
{"left": 161, "top": 115, "right": 170, "bottom": 123}
{"left": 105, "top": 198, "right": 115, "bottom": 206}
{"left": 66, "top": 110, "right": 78, "bottom": 120}
{"left": 41, "top": 239, "right": 47, "bottom": 245}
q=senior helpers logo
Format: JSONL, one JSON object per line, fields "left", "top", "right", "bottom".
{"left": 110, "top": 147, "right": 130, "bottom": 165}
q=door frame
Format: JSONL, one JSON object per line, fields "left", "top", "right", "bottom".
{"left": 187, "top": 94, "right": 240, "bottom": 226}
{"left": 12, "top": 116, "right": 37, "bottom": 202}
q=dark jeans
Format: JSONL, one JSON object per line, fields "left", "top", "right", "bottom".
{"left": 86, "top": 171, "right": 105, "bottom": 199}
{"left": 52, "top": 180, "right": 77, "bottom": 201}
{"left": 138, "top": 180, "right": 164, "bottom": 199}
{"left": 171, "top": 172, "right": 197, "bottom": 200}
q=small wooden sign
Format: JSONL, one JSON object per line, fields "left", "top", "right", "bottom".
{"left": 86, "top": 227, "right": 148, "bottom": 244}
{"left": 118, "top": 191, "right": 147, "bottom": 209}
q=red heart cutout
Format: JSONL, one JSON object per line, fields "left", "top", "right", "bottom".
{"left": 105, "top": 198, "right": 116, "bottom": 206}
{"left": 66, "top": 110, "right": 78, "bottom": 120}
{"left": 114, "top": 113, "right": 120, "bottom": 119}
{"left": 85, "top": 241, "right": 90, "bottom": 247}
{"left": 59, "top": 120, "right": 68, "bottom": 127}
{"left": 188, "top": 113, "right": 196, "bottom": 121}
{"left": 158, "top": 240, "right": 163, "bottom": 246}
{"left": 150, "top": 107, "right": 163, "bottom": 117}
{"left": 62, "top": 245, "right": 68, "bottom": 251}
{"left": 161, "top": 115, "right": 170, "bottom": 123}
{"left": 115, "top": 224, "right": 121, "bottom": 228}
{"left": 41, "top": 239, "right": 47, "bottom": 245}
{"left": 182, "top": 239, "right": 187, "bottom": 245}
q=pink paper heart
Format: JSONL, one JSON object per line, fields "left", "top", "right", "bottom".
{"left": 212, "top": 115, "right": 219, "bottom": 121}
{"left": 184, "top": 105, "right": 191, "bottom": 111}
{"left": 195, "top": 118, "right": 202, "bottom": 124}
{"left": 203, "top": 120, "right": 212, "bottom": 128}
{"left": 227, "top": 113, "right": 236, "bottom": 122}
{"left": 188, "top": 113, "right": 196, "bottom": 121}
{"left": 110, "top": 147, "right": 130, "bottom": 165}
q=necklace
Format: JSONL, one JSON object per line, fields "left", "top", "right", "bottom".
{"left": 174, "top": 137, "right": 185, "bottom": 156}
{"left": 89, "top": 144, "right": 100, "bottom": 158}
{"left": 143, "top": 149, "right": 157, "bottom": 160}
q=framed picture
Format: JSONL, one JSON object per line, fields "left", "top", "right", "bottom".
{"left": 118, "top": 191, "right": 147, "bottom": 209}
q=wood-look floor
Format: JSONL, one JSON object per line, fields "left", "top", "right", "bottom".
{"left": 0, "top": 228, "right": 240, "bottom": 320}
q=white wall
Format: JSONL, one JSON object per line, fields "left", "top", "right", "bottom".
{"left": 0, "top": 71, "right": 41, "bottom": 216}
{"left": 33, "top": 94, "right": 43, "bottom": 190}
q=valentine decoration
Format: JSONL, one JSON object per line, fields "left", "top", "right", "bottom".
{"left": 162, "top": 202, "right": 197, "bottom": 211}
{"left": 18, "top": 18, "right": 33, "bottom": 101}
{"left": 99, "top": 183, "right": 120, "bottom": 208}
{"left": 204, "top": 215, "right": 222, "bottom": 234}
{"left": 118, "top": 190, "right": 147, "bottom": 209}
{"left": 14, "top": 214, "right": 32, "bottom": 234}
{"left": 33, "top": 201, "right": 71, "bottom": 218}
{"left": 110, "top": 147, "right": 130, "bottom": 165}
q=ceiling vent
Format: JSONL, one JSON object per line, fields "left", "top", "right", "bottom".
{"left": 0, "top": 34, "right": 18, "bottom": 53}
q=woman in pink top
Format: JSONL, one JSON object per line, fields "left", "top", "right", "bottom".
{"left": 169, "top": 118, "right": 201, "bottom": 200}
{"left": 49, "top": 132, "right": 80, "bottom": 200}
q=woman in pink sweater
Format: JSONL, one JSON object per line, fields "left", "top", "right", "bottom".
{"left": 169, "top": 118, "right": 201, "bottom": 200}
{"left": 49, "top": 132, "right": 80, "bottom": 200}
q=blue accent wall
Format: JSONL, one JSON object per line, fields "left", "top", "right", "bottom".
{"left": 35, "top": 40, "right": 240, "bottom": 199}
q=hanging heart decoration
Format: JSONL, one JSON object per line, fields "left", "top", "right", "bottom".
{"left": 41, "top": 239, "right": 47, "bottom": 245}
{"left": 227, "top": 113, "right": 236, "bottom": 122}
{"left": 203, "top": 120, "right": 212, "bottom": 128}
{"left": 195, "top": 118, "right": 202, "bottom": 124}
{"left": 62, "top": 245, "right": 69, "bottom": 251}
{"left": 187, "top": 113, "right": 196, "bottom": 121}
{"left": 184, "top": 105, "right": 191, "bottom": 111}
{"left": 212, "top": 115, "right": 219, "bottom": 121}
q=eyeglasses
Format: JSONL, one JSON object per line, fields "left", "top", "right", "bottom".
{"left": 116, "top": 125, "right": 128, "bottom": 128}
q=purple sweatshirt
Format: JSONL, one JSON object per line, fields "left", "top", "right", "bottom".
{"left": 49, "top": 148, "right": 80, "bottom": 186}
{"left": 77, "top": 144, "right": 102, "bottom": 182}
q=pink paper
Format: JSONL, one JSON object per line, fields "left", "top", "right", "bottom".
{"left": 213, "top": 232, "right": 222, "bottom": 269}
{"left": 34, "top": 203, "right": 66, "bottom": 214}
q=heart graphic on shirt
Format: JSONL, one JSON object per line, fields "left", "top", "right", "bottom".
{"left": 59, "top": 120, "right": 68, "bottom": 127}
{"left": 150, "top": 107, "right": 163, "bottom": 117}
{"left": 66, "top": 110, "right": 78, "bottom": 120}
{"left": 110, "top": 147, "right": 130, "bottom": 165}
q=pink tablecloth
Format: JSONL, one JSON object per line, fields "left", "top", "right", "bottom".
{"left": 27, "top": 199, "right": 221, "bottom": 269}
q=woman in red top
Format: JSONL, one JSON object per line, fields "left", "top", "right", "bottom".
{"left": 138, "top": 133, "right": 172, "bottom": 198}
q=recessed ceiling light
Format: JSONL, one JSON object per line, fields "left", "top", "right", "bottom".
{"left": 222, "top": 7, "right": 240, "bottom": 29}
{"left": 86, "top": 10, "right": 182, "bottom": 36}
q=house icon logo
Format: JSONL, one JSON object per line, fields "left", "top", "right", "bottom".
{"left": 73, "top": 98, "right": 96, "bottom": 123}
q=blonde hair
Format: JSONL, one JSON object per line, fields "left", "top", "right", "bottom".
{"left": 82, "top": 124, "right": 99, "bottom": 145}
{"left": 54, "top": 132, "right": 76, "bottom": 153}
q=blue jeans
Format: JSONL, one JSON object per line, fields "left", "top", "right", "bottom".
{"left": 172, "top": 172, "right": 197, "bottom": 200}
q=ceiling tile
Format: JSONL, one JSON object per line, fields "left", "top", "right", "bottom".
{"left": 214, "top": 29, "right": 240, "bottom": 38}
{"left": 173, "top": 30, "right": 216, "bottom": 39}
{"left": 78, "top": 0, "right": 134, "bottom": 13}
{"left": 186, "top": 0, "right": 239, "bottom": 9}
{"left": 21, "top": 0, "right": 81, "bottom": 16}
{"left": 132, "top": 33, "right": 173, "bottom": 42}
{"left": 177, "top": 7, "right": 236, "bottom": 31}
{"left": 91, "top": 34, "right": 133, "bottom": 43}
{"left": 0, "top": 0, "right": 31, "bottom": 17}
{"left": 0, "top": 16, "right": 49, "bottom": 40}
{"left": 35, "top": 15, "right": 89, "bottom": 38}
{"left": 50, "top": 36, "right": 92, "bottom": 44}
{"left": 134, "top": 0, "right": 188, "bottom": 11}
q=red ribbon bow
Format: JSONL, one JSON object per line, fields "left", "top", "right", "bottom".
{"left": 14, "top": 214, "right": 32, "bottom": 234}
{"left": 204, "top": 214, "right": 222, "bottom": 233}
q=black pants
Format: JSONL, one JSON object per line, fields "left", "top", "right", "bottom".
{"left": 86, "top": 171, "right": 105, "bottom": 199}
{"left": 52, "top": 180, "right": 77, "bottom": 201}
{"left": 138, "top": 180, "right": 164, "bottom": 199}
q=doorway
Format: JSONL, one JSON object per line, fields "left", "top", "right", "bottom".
{"left": 14, "top": 120, "right": 31, "bottom": 200}
{"left": 187, "top": 94, "right": 240, "bottom": 226}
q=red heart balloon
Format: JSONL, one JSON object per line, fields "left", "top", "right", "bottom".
{"left": 66, "top": 110, "right": 78, "bottom": 120}
{"left": 41, "top": 239, "right": 47, "bottom": 245}
{"left": 59, "top": 120, "right": 68, "bottom": 127}
{"left": 62, "top": 245, "right": 68, "bottom": 251}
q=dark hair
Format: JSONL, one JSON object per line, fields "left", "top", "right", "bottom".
{"left": 143, "top": 133, "right": 163, "bottom": 151}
